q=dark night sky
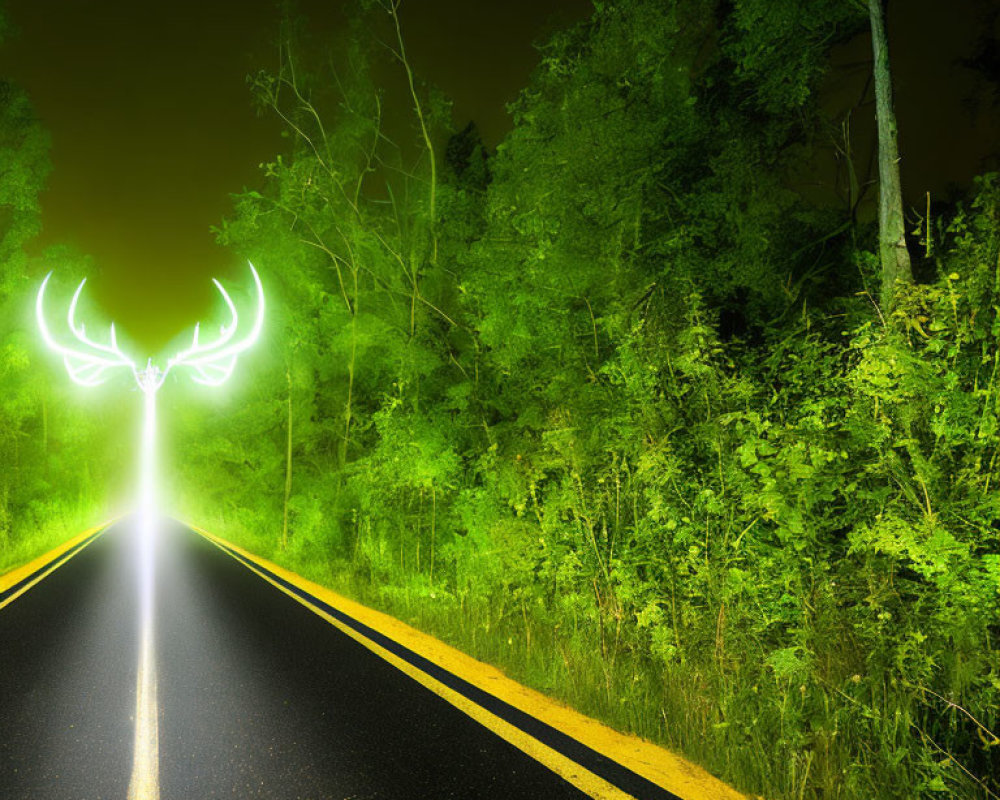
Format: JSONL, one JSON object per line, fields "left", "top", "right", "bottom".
{"left": 822, "top": 0, "right": 1000, "bottom": 216}
{"left": 0, "top": 0, "right": 590, "bottom": 350}
{"left": 0, "top": 0, "right": 997, "bottom": 351}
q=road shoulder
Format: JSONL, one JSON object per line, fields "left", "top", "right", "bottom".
{"left": 0, "top": 520, "right": 114, "bottom": 610}
{"left": 191, "top": 523, "right": 745, "bottom": 800}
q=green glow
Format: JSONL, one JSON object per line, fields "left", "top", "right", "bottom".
{"left": 34, "top": 261, "right": 266, "bottom": 797}
{"left": 36, "top": 262, "right": 265, "bottom": 391}
{"left": 35, "top": 258, "right": 265, "bottom": 519}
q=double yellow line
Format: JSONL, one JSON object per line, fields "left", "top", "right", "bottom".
{"left": 1, "top": 522, "right": 745, "bottom": 800}
{"left": 193, "top": 526, "right": 745, "bottom": 800}
{"left": 0, "top": 520, "right": 113, "bottom": 611}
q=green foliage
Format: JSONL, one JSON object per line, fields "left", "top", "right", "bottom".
{"left": 0, "top": 60, "right": 124, "bottom": 570}
{"left": 172, "top": 2, "right": 999, "bottom": 799}
{"left": 724, "top": 0, "right": 866, "bottom": 112}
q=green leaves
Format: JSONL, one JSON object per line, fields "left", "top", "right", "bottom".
{"left": 725, "top": 0, "right": 866, "bottom": 113}
{"left": 766, "top": 646, "right": 811, "bottom": 681}
{"left": 166, "top": 3, "right": 1000, "bottom": 798}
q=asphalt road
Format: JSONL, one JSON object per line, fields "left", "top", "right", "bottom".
{"left": 0, "top": 520, "right": 592, "bottom": 799}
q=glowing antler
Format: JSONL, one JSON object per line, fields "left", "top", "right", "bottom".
{"left": 167, "top": 262, "right": 265, "bottom": 386}
{"left": 36, "top": 272, "right": 137, "bottom": 387}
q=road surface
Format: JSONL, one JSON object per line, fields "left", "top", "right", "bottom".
{"left": 0, "top": 519, "right": 668, "bottom": 799}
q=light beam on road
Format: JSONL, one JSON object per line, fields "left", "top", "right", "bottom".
{"left": 130, "top": 379, "right": 160, "bottom": 800}
{"left": 35, "top": 262, "right": 265, "bottom": 800}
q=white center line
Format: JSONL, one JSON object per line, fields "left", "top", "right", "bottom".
{"left": 127, "top": 619, "right": 159, "bottom": 800}
{"left": 128, "top": 490, "right": 160, "bottom": 800}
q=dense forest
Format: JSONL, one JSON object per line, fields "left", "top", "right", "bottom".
{"left": 0, "top": 9, "right": 130, "bottom": 573}
{"left": 3, "top": 1, "right": 1000, "bottom": 798}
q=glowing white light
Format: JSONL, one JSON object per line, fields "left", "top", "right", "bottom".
{"left": 138, "top": 376, "right": 158, "bottom": 595}
{"left": 167, "top": 263, "right": 266, "bottom": 386}
{"left": 35, "top": 262, "right": 264, "bottom": 800}
{"left": 36, "top": 273, "right": 137, "bottom": 387}
{"left": 131, "top": 381, "right": 160, "bottom": 800}
{"left": 36, "top": 262, "right": 265, "bottom": 392}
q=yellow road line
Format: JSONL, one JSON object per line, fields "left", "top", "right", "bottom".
{"left": 191, "top": 525, "right": 744, "bottom": 800}
{"left": 1, "top": 516, "right": 162, "bottom": 799}
{"left": 0, "top": 520, "right": 116, "bottom": 611}
{"left": 127, "top": 620, "right": 160, "bottom": 800}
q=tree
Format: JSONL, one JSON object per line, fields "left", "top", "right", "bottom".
{"left": 868, "top": 0, "right": 912, "bottom": 301}
{"left": 192, "top": 2, "right": 461, "bottom": 558}
{"left": 0, "top": 21, "right": 124, "bottom": 566}
{"left": 0, "top": 23, "right": 51, "bottom": 552}
{"left": 177, "top": 3, "right": 1000, "bottom": 796}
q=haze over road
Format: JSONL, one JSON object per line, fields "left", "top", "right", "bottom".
{"left": 0, "top": 521, "right": 600, "bottom": 799}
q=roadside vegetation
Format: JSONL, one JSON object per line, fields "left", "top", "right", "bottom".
{"left": 168, "top": 2, "right": 1000, "bottom": 796}
{"left": 0, "top": 7, "right": 126, "bottom": 574}
{"left": 2, "top": 0, "right": 998, "bottom": 797}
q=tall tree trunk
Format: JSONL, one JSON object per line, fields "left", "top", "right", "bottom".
{"left": 869, "top": 0, "right": 912, "bottom": 303}
{"left": 429, "top": 484, "right": 435, "bottom": 583}
{"left": 341, "top": 267, "right": 358, "bottom": 468}
{"left": 387, "top": 1, "right": 437, "bottom": 266}
{"left": 41, "top": 396, "right": 48, "bottom": 479}
{"left": 282, "top": 366, "right": 293, "bottom": 550}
